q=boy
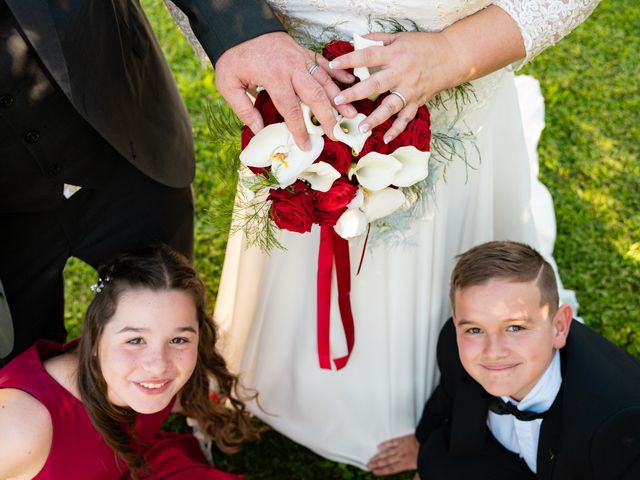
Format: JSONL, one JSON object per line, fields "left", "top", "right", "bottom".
{"left": 416, "top": 241, "right": 640, "bottom": 479}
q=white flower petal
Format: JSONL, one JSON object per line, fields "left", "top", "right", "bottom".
{"left": 299, "top": 162, "right": 341, "bottom": 192}
{"left": 346, "top": 187, "right": 364, "bottom": 209}
{"left": 301, "top": 102, "right": 326, "bottom": 136}
{"left": 334, "top": 208, "right": 369, "bottom": 240}
{"left": 271, "top": 134, "right": 325, "bottom": 188}
{"left": 350, "top": 152, "right": 402, "bottom": 191}
{"left": 239, "top": 123, "right": 289, "bottom": 168}
{"left": 353, "top": 33, "right": 384, "bottom": 82}
{"left": 333, "top": 114, "right": 371, "bottom": 155}
{"left": 390, "top": 146, "right": 431, "bottom": 187}
{"left": 362, "top": 187, "right": 406, "bottom": 222}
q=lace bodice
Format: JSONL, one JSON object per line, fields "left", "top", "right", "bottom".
{"left": 264, "top": 0, "right": 601, "bottom": 69}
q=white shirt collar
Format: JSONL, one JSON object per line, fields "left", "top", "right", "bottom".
{"left": 504, "top": 349, "right": 562, "bottom": 414}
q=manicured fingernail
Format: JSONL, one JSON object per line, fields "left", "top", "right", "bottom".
{"left": 383, "top": 135, "right": 392, "bottom": 144}
{"left": 359, "top": 123, "right": 370, "bottom": 134}
{"left": 329, "top": 60, "right": 341, "bottom": 69}
{"left": 334, "top": 95, "right": 345, "bottom": 105}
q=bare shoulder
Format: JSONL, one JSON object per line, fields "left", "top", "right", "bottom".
{"left": 43, "top": 350, "right": 81, "bottom": 399}
{"left": 0, "top": 388, "right": 53, "bottom": 478}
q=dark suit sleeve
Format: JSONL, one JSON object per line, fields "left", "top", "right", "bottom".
{"left": 168, "top": 0, "right": 285, "bottom": 64}
{"left": 591, "top": 406, "right": 640, "bottom": 479}
{"left": 416, "top": 319, "right": 458, "bottom": 443}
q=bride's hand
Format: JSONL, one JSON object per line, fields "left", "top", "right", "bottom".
{"left": 330, "top": 31, "right": 459, "bottom": 144}
{"left": 366, "top": 433, "right": 419, "bottom": 476}
{"left": 329, "top": 5, "right": 526, "bottom": 143}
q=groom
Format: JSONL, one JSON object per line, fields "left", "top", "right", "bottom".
{"left": 0, "top": 0, "right": 346, "bottom": 361}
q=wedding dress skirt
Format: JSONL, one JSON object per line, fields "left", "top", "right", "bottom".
{"left": 214, "top": 2, "right": 578, "bottom": 469}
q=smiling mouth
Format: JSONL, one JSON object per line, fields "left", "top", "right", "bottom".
{"left": 139, "top": 382, "right": 167, "bottom": 389}
{"left": 483, "top": 364, "right": 518, "bottom": 372}
{"left": 134, "top": 381, "right": 171, "bottom": 394}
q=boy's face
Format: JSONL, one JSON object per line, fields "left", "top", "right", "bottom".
{"left": 453, "top": 278, "right": 571, "bottom": 401}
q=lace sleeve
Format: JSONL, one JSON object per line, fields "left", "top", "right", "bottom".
{"left": 493, "top": 0, "right": 601, "bottom": 69}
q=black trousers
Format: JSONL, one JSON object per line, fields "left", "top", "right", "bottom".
{"left": 418, "top": 426, "right": 535, "bottom": 480}
{"left": 0, "top": 160, "right": 193, "bottom": 360}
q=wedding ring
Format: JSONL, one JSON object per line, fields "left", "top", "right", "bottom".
{"left": 389, "top": 90, "right": 407, "bottom": 109}
{"left": 308, "top": 63, "right": 320, "bottom": 76}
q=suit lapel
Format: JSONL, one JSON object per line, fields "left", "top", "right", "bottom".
{"left": 5, "top": 0, "right": 72, "bottom": 99}
{"left": 536, "top": 353, "right": 566, "bottom": 480}
{"left": 450, "top": 379, "right": 489, "bottom": 455}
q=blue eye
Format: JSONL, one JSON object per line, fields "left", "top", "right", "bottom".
{"left": 466, "top": 327, "right": 482, "bottom": 334}
{"left": 127, "top": 337, "right": 144, "bottom": 345}
{"left": 506, "top": 325, "right": 524, "bottom": 332}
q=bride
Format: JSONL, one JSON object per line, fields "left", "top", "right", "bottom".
{"left": 205, "top": 0, "right": 600, "bottom": 474}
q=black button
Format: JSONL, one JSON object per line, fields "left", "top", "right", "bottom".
{"left": 47, "top": 164, "right": 61, "bottom": 177}
{"left": 0, "top": 94, "right": 14, "bottom": 107}
{"left": 24, "top": 130, "right": 40, "bottom": 144}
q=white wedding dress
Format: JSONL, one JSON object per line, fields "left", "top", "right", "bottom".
{"left": 212, "top": 0, "right": 599, "bottom": 469}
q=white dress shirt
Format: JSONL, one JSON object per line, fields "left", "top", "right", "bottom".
{"left": 487, "top": 350, "right": 562, "bottom": 473}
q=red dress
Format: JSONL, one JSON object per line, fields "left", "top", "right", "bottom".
{"left": 0, "top": 340, "right": 243, "bottom": 480}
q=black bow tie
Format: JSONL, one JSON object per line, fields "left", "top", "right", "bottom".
{"left": 488, "top": 396, "right": 548, "bottom": 422}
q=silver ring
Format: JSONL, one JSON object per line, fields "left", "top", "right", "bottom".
{"left": 389, "top": 90, "right": 407, "bottom": 109}
{"left": 308, "top": 63, "right": 320, "bottom": 76}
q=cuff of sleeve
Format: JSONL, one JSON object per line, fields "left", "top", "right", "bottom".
{"left": 181, "top": 3, "right": 286, "bottom": 65}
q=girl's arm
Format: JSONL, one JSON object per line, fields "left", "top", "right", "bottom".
{"left": 0, "top": 388, "right": 52, "bottom": 479}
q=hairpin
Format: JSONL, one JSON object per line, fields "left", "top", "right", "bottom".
{"left": 90, "top": 275, "right": 111, "bottom": 293}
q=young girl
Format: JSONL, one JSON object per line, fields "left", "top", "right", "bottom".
{"left": 0, "top": 245, "right": 257, "bottom": 479}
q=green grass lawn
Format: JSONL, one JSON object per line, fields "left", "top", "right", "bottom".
{"left": 63, "top": 1, "right": 639, "bottom": 478}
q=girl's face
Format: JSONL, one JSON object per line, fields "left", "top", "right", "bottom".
{"left": 98, "top": 288, "right": 199, "bottom": 414}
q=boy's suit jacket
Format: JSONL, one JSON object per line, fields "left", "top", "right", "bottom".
{"left": 417, "top": 319, "right": 640, "bottom": 479}
{"left": 3, "top": 0, "right": 282, "bottom": 188}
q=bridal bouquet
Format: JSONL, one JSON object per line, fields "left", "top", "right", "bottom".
{"left": 236, "top": 35, "right": 433, "bottom": 370}
{"left": 238, "top": 35, "right": 432, "bottom": 244}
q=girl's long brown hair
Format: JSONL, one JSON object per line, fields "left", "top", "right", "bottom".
{"left": 77, "top": 244, "right": 259, "bottom": 476}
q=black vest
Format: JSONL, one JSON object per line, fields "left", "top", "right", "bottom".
{"left": 0, "top": 1, "right": 126, "bottom": 213}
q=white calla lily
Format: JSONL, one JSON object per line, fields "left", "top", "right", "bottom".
{"left": 352, "top": 33, "right": 384, "bottom": 82}
{"left": 301, "top": 102, "right": 325, "bottom": 136}
{"left": 390, "top": 146, "right": 431, "bottom": 187}
{"left": 334, "top": 208, "right": 369, "bottom": 240}
{"left": 346, "top": 187, "right": 364, "bottom": 209}
{"left": 299, "top": 162, "right": 341, "bottom": 192}
{"left": 362, "top": 187, "right": 406, "bottom": 222}
{"left": 348, "top": 152, "right": 402, "bottom": 191}
{"left": 239, "top": 123, "right": 289, "bottom": 168}
{"left": 239, "top": 122, "right": 325, "bottom": 188}
{"left": 333, "top": 113, "right": 371, "bottom": 155}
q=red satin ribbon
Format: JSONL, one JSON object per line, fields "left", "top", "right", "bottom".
{"left": 317, "top": 226, "right": 355, "bottom": 370}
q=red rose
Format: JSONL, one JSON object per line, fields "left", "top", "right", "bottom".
{"left": 254, "top": 90, "right": 283, "bottom": 126}
{"left": 416, "top": 104, "right": 431, "bottom": 123}
{"left": 388, "top": 116, "right": 431, "bottom": 153}
{"left": 268, "top": 180, "right": 315, "bottom": 233}
{"left": 314, "top": 207, "right": 346, "bottom": 227}
{"left": 352, "top": 98, "right": 375, "bottom": 117}
{"left": 315, "top": 177, "right": 358, "bottom": 212}
{"left": 316, "top": 138, "right": 353, "bottom": 175}
{"left": 357, "top": 129, "right": 389, "bottom": 158}
{"left": 241, "top": 125, "right": 254, "bottom": 149}
{"left": 322, "top": 40, "right": 354, "bottom": 61}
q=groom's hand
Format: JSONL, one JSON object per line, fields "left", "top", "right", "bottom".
{"left": 215, "top": 32, "right": 356, "bottom": 151}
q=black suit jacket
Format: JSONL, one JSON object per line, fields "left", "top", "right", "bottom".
{"left": 417, "top": 319, "right": 640, "bottom": 479}
{"left": 4, "top": 0, "right": 283, "bottom": 188}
